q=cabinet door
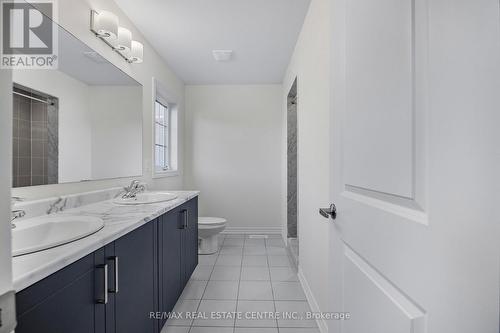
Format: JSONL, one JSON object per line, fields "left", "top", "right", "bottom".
{"left": 158, "top": 208, "right": 182, "bottom": 329}
{"left": 15, "top": 252, "right": 104, "bottom": 333}
{"left": 103, "top": 243, "right": 116, "bottom": 333}
{"left": 112, "top": 221, "right": 158, "bottom": 333}
{"left": 181, "top": 197, "right": 198, "bottom": 285}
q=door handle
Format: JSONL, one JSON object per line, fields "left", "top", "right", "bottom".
{"left": 319, "top": 203, "right": 337, "bottom": 220}
{"left": 96, "top": 264, "right": 108, "bottom": 304}
{"left": 107, "top": 256, "right": 119, "bottom": 293}
{"left": 185, "top": 209, "right": 189, "bottom": 229}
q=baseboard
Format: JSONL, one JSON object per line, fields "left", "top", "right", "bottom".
{"left": 298, "top": 266, "right": 328, "bottom": 333}
{"left": 221, "top": 226, "right": 282, "bottom": 235}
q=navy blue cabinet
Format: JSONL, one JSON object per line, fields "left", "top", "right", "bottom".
{"left": 15, "top": 197, "right": 198, "bottom": 333}
{"left": 158, "top": 197, "right": 199, "bottom": 329}
{"left": 182, "top": 197, "right": 198, "bottom": 285}
{"left": 15, "top": 251, "right": 105, "bottom": 333}
{"left": 158, "top": 206, "right": 182, "bottom": 329}
{"left": 105, "top": 221, "right": 159, "bottom": 333}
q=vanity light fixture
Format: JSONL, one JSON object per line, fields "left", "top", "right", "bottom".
{"left": 116, "top": 27, "right": 132, "bottom": 53}
{"left": 129, "top": 41, "right": 144, "bottom": 63}
{"left": 92, "top": 10, "right": 118, "bottom": 39}
{"left": 90, "top": 10, "right": 143, "bottom": 64}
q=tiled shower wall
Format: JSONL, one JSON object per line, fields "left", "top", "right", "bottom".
{"left": 13, "top": 93, "right": 32, "bottom": 187}
{"left": 12, "top": 89, "right": 58, "bottom": 187}
{"left": 287, "top": 79, "right": 298, "bottom": 239}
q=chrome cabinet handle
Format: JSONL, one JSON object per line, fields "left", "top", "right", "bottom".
{"left": 185, "top": 209, "right": 189, "bottom": 229}
{"left": 178, "top": 210, "right": 186, "bottom": 229}
{"left": 179, "top": 209, "right": 188, "bottom": 229}
{"left": 319, "top": 203, "right": 337, "bottom": 220}
{"left": 96, "top": 264, "right": 108, "bottom": 304}
{"left": 108, "top": 256, "right": 119, "bottom": 293}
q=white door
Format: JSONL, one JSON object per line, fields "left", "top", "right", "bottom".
{"left": 327, "top": 0, "right": 500, "bottom": 332}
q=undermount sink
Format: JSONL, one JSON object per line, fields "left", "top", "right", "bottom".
{"left": 12, "top": 215, "right": 104, "bottom": 257}
{"left": 113, "top": 191, "right": 178, "bottom": 205}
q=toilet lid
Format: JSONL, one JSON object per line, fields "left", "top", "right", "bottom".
{"left": 199, "top": 217, "right": 227, "bottom": 225}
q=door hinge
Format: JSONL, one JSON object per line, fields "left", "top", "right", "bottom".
{"left": 0, "top": 290, "right": 16, "bottom": 333}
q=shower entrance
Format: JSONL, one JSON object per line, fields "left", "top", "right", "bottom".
{"left": 287, "top": 79, "right": 298, "bottom": 264}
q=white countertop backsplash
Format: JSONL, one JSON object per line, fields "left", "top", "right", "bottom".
{"left": 12, "top": 189, "right": 199, "bottom": 292}
{"left": 12, "top": 187, "right": 125, "bottom": 220}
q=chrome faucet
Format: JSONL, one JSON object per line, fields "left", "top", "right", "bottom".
{"left": 122, "top": 180, "right": 146, "bottom": 199}
{"left": 11, "top": 210, "right": 25, "bottom": 229}
{"left": 11, "top": 196, "right": 25, "bottom": 229}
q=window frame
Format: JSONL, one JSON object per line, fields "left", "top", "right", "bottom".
{"left": 154, "top": 100, "right": 170, "bottom": 172}
{"left": 152, "top": 78, "right": 180, "bottom": 178}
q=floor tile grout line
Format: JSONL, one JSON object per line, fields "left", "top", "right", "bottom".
{"left": 233, "top": 234, "right": 246, "bottom": 330}
{"left": 179, "top": 235, "right": 308, "bottom": 333}
{"left": 265, "top": 235, "right": 281, "bottom": 332}
{"left": 189, "top": 236, "right": 222, "bottom": 333}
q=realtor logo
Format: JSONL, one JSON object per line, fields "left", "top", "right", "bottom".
{"left": 1, "top": 0, "right": 58, "bottom": 68}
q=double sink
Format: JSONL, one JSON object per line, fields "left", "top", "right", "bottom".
{"left": 12, "top": 191, "right": 178, "bottom": 257}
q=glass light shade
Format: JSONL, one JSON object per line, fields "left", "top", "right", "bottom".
{"left": 95, "top": 11, "right": 118, "bottom": 40}
{"left": 115, "top": 27, "right": 132, "bottom": 52}
{"left": 129, "top": 41, "right": 143, "bottom": 63}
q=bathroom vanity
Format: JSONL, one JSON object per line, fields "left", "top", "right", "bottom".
{"left": 12, "top": 191, "right": 198, "bottom": 333}
{"left": 8, "top": 10, "right": 196, "bottom": 333}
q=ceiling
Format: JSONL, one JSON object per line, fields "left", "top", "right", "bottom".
{"left": 114, "top": 0, "right": 311, "bottom": 84}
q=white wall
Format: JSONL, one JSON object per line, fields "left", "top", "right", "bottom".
{"left": 282, "top": 0, "right": 331, "bottom": 317}
{"left": 0, "top": 69, "right": 13, "bottom": 306}
{"left": 13, "top": 0, "right": 185, "bottom": 199}
{"left": 89, "top": 86, "right": 142, "bottom": 179}
{"left": 13, "top": 69, "right": 93, "bottom": 183}
{"left": 185, "top": 85, "right": 282, "bottom": 233}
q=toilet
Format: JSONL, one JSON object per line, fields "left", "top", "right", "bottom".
{"left": 198, "top": 217, "right": 227, "bottom": 255}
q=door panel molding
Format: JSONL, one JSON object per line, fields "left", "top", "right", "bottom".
{"left": 342, "top": 0, "right": 429, "bottom": 225}
{"left": 343, "top": 185, "right": 428, "bottom": 225}
{"left": 342, "top": 246, "right": 426, "bottom": 333}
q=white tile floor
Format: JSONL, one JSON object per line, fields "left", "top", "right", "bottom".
{"left": 161, "top": 234, "right": 319, "bottom": 333}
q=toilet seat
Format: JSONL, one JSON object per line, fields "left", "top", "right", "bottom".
{"left": 199, "top": 217, "right": 226, "bottom": 226}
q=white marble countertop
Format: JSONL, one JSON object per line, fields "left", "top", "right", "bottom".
{"left": 12, "top": 190, "right": 199, "bottom": 292}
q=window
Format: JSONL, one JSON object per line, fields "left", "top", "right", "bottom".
{"left": 153, "top": 78, "right": 179, "bottom": 178}
{"left": 154, "top": 100, "right": 170, "bottom": 171}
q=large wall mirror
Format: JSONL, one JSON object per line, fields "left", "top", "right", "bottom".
{"left": 11, "top": 21, "right": 143, "bottom": 187}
